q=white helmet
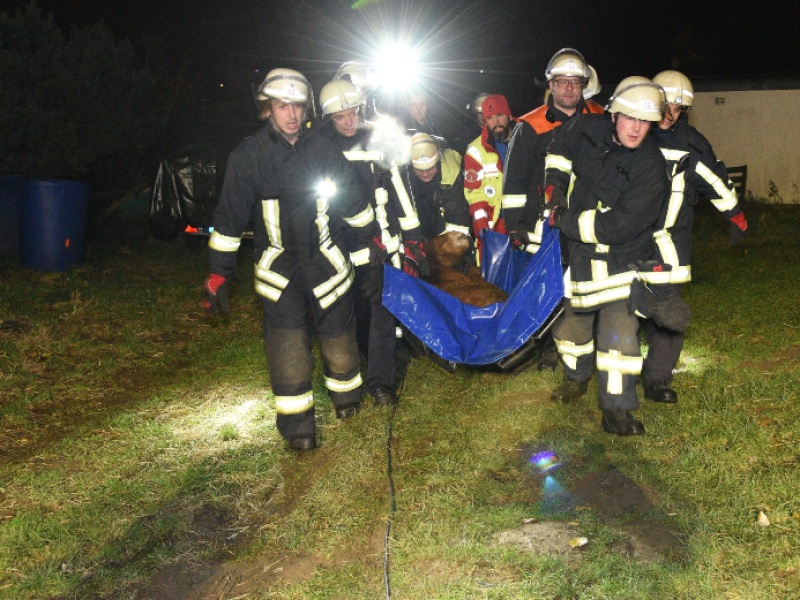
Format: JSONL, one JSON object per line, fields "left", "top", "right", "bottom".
{"left": 605, "top": 76, "right": 666, "bottom": 122}
{"left": 652, "top": 70, "right": 694, "bottom": 107}
{"left": 256, "top": 68, "right": 310, "bottom": 103}
{"left": 335, "top": 61, "right": 379, "bottom": 96}
{"left": 545, "top": 48, "right": 589, "bottom": 82}
{"left": 409, "top": 133, "right": 440, "bottom": 170}
{"left": 319, "top": 79, "right": 365, "bottom": 117}
{"left": 583, "top": 64, "right": 601, "bottom": 99}
{"left": 467, "top": 92, "right": 492, "bottom": 114}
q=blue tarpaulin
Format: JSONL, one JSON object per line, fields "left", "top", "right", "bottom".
{"left": 382, "top": 225, "right": 564, "bottom": 365}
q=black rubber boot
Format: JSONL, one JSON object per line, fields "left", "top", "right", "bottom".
{"left": 551, "top": 378, "right": 589, "bottom": 403}
{"left": 288, "top": 435, "right": 317, "bottom": 451}
{"left": 372, "top": 387, "right": 398, "bottom": 406}
{"left": 601, "top": 410, "right": 645, "bottom": 436}
{"left": 644, "top": 384, "right": 678, "bottom": 403}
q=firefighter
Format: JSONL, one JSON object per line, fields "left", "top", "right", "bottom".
{"left": 317, "top": 78, "right": 426, "bottom": 406}
{"left": 544, "top": 77, "right": 670, "bottom": 436}
{"left": 405, "top": 133, "right": 471, "bottom": 241}
{"left": 453, "top": 92, "right": 493, "bottom": 155}
{"left": 335, "top": 60, "right": 382, "bottom": 120}
{"left": 202, "top": 68, "right": 383, "bottom": 451}
{"left": 463, "top": 94, "right": 515, "bottom": 262}
{"left": 503, "top": 48, "right": 604, "bottom": 371}
{"left": 642, "top": 70, "right": 748, "bottom": 404}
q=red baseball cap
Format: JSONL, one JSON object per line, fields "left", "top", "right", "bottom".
{"left": 481, "top": 94, "right": 512, "bottom": 118}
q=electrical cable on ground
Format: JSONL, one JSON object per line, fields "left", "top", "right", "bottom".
{"left": 383, "top": 403, "right": 399, "bottom": 600}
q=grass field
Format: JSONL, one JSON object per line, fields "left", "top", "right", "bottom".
{"left": 0, "top": 202, "right": 798, "bottom": 600}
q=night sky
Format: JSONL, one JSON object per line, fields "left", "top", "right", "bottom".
{"left": 2, "top": 0, "right": 796, "bottom": 120}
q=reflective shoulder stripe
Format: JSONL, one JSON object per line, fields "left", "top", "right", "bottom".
{"left": 344, "top": 150, "right": 384, "bottom": 162}
{"left": 695, "top": 161, "right": 739, "bottom": 212}
{"left": 545, "top": 154, "right": 572, "bottom": 174}
{"left": 578, "top": 210, "right": 599, "bottom": 244}
{"left": 502, "top": 194, "right": 526, "bottom": 209}
{"left": 209, "top": 231, "right": 241, "bottom": 252}
{"left": 324, "top": 372, "right": 363, "bottom": 393}
{"left": 344, "top": 205, "right": 375, "bottom": 228}
{"left": 445, "top": 223, "right": 470, "bottom": 235}
{"left": 465, "top": 145, "right": 483, "bottom": 162}
{"left": 275, "top": 392, "right": 314, "bottom": 415}
{"left": 660, "top": 148, "right": 689, "bottom": 162}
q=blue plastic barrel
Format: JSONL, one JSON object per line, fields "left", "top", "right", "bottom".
{"left": 21, "top": 179, "right": 90, "bottom": 272}
{"left": 0, "top": 175, "right": 25, "bottom": 256}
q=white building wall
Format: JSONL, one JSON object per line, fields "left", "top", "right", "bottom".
{"left": 690, "top": 90, "right": 800, "bottom": 203}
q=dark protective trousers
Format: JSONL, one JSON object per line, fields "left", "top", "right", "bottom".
{"left": 352, "top": 265, "right": 397, "bottom": 394}
{"left": 553, "top": 299, "right": 642, "bottom": 411}
{"left": 262, "top": 273, "right": 362, "bottom": 442}
{"left": 642, "top": 285, "right": 685, "bottom": 389}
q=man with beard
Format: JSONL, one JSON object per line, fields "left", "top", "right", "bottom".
{"left": 501, "top": 48, "right": 604, "bottom": 371}
{"left": 463, "top": 94, "right": 515, "bottom": 261}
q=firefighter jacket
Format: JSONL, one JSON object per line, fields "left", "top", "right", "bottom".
{"left": 406, "top": 148, "right": 471, "bottom": 240}
{"left": 651, "top": 115, "right": 744, "bottom": 284}
{"left": 464, "top": 126, "right": 511, "bottom": 236}
{"left": 318, "top": 121, "right": 423, "bottom": 270}
{"left": 504, "top": 96, "right": 604, "bottom": 253}
{"left": 544, "top": 113, "right": 670, "bottom": 311}
{"left": 208, "top": 122, "right": 379, "bottom": 310}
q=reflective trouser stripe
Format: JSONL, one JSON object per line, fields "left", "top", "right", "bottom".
{"left": 275, "top": 392, "right": 314, "bottom": 415}
{"left": 554, "top": 338, "right": 595, "bottom": 371}
{"left": 325, "top": 373, "right": 363, "bottom": 393}
{"left": 597, "top": 349, "right": 642, "bottom": 396}
{"left": 209, "top": 231, "right": 241, "bottom": 252}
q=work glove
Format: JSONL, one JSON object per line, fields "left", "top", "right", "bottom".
{"left": 728, "top": 212, "right": 748, "bottom": 245}
{"left": 627, "top": 261, "right": 691, "bottom": 332}
{"left": 469, "top": 201, "right": 491, "bottom": 238}
{"left": 543, "top": 184, "right": 567, "bottom": 217}
{"left": 360, "top": 265, "right": 384, "bottom": 304}
{"left": 368, "top": 237, "right": 388, "bottom": 267}
{"left": 402, "top": 239, "right": 430, "bottom": 278}
{"left": 202, "top": 274, "right": 230, "bottom": 317}
{"left": 509, "top": 230, "right": 531, "bottom": 247}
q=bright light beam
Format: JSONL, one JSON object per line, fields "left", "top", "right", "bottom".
{"left": 374, "top": 43, "right": 419, "bottom": 93}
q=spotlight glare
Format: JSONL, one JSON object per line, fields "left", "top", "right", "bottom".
{"left": 374, "top": 43, "right": 418, "bottom": 93}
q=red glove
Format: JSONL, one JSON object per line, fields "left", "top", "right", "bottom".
{"left": 728, "top": 212, "right": 748, "bottom": 245}
{"left": 469, "top": 201, "right": 490, "bottom": 238}
{"left": 402, "top": 239, "right": 429, "bottom": 278}
{"left": 368, "top": 236, "right": 388, "bottom": 267}
{"left": 202, "top": 274, "right": 229, "bottom": 316}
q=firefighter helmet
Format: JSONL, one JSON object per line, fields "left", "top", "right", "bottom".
{"left": 545, "top": 48, "right": 589, "bottom": 82}
{"left": 583, "top": 64, "right": 601, "bottom": 99}
{"left": 409, "top": 133, "right": 440, "bottom": 170}
{"left": 652, "top": 70, "right": 694, "bottom": 107}
{"left": 467, "top": 92, "right": 492, "bottom": 114}
{"left": 605, "top": 76, "right": 666, "bottom": 121}
{"left": 335, "top": 61, "right": 379, "bottom": 96}
{"left": 319, "top": 79, "right": 365, "bottom": 117}
{"left": 255, "top": 68, "right": 310, "bottom": 103}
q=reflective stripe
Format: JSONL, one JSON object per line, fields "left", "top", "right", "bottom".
{"left": 446, "top": 223, "right": 470, "bottom": 235}
{"left": 261, "top": 199, "right": 282, "bottom": 247}
{"left": 209, "top": 231, "right": 241, "bottom": 252}
{"left": 597, "top": 349, "right": 642, "bottom": 396}
{"left": 639, "top": 270, "right": 674, "bottom": 285}
{"left": 545, "top": 154, "right": 572, "bottom": 174}
{"left": 473, "top": 208, "right": 488, "bottom": 221}
{"left": 344, "top": 205, "right": 375, "bottom": 228}
{"left": 484, "top": 163, "right": 500, "bottom": 176}
{"left": 350, "top": 248, "right": 370, "bottom": 266}
{"left": 502, "top": 194, "right": 527, "bottom": 209}
{"left": 571, "top": 270, "right": 635, "bottom": 295}
{"left": 668, "top": 265, "right": 692, "bottom": 284}
{"left": 390, "top": 163, "right": 421, "bottom": 231}
{"left": 653, "top": 228, "right": 680, "bottom": 270}
{"left": 255, "top": 247, "right": 290, "bottom": 289}
{"left": 275, "top": 392, "right": 314, "bottom": 415}
{"left": 318, "top": 268, "right": 354, "bottom": 310}
{"left": 591, "top": 259, "right": 608, "bottom": 284}
{"left": 324, "top": 372, "right": 363, "bottom": 393}
{"left": 554, "top": 337, "right": 594, "bottom": 371}
{"left": 255, "top": 280, "right": 283, "bottom": 302}
{"left": 696, "top": 162, "right": 739, "bottom": 212}
{"left": 578, "top": 210, "right": 599, "bottom": 244}
{"left": 569, "top": 285, "right": 631, "bottom": 309}
{"left": 344, "top": 150, "right": 384, "bottom": 162}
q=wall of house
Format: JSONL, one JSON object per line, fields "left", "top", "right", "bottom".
{"left": 690, "top": 89, "right": 800, "bottom": 203}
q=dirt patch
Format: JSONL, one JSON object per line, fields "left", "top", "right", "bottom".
{"left": 495, "top": 522, "right": 586, "bottom": 561}
{"left": 740, "top": 344, "right": 800, "bottom": 372}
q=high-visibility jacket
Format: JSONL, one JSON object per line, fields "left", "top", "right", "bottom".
{"left": 652, "top": 115, "right": 744, "bottom": 284}
{"left": 464, "top": 126, "right": 510, "bottom": 236}
{"left": 504, "top": 98, "right": 604, "bottom": 254}
{"left": 208, "top": 122, "right": 379, "bottom": 310}
{"left": 319, "top": 122, "right": 423, "bottom": 270}
{"left": 407, "top": 148, "right": 472, "bottom": 240}
{"left": 544, "top": 114, "right": 670, "bottom": 311}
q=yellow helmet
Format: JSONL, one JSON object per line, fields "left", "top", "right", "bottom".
{"left": 652, "top": 70, "right": 694, "bottom": 107}
{"left": 583, "top": 64, "right": 601, "bottom": 99}
{"left": 334, "top": 61, "right": 379, "bottom": 96}
{"left": 605, "top": 76, "right": 666, "bottom": 122}
{"left": 409, "top": 133, "right": 440, "bottom": 170}
{"left": 545, "top": 48, "right": 589, "bottom": 82}
{"left": 319, "top": 79, "right": 365, "bottom": 117}
{"left": 255, "top": 68, "right": 310, "bottom": 103}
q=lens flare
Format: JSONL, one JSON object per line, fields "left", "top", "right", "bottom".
{"left": 530, "top": 451, "right": 560, "bottom": 474}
